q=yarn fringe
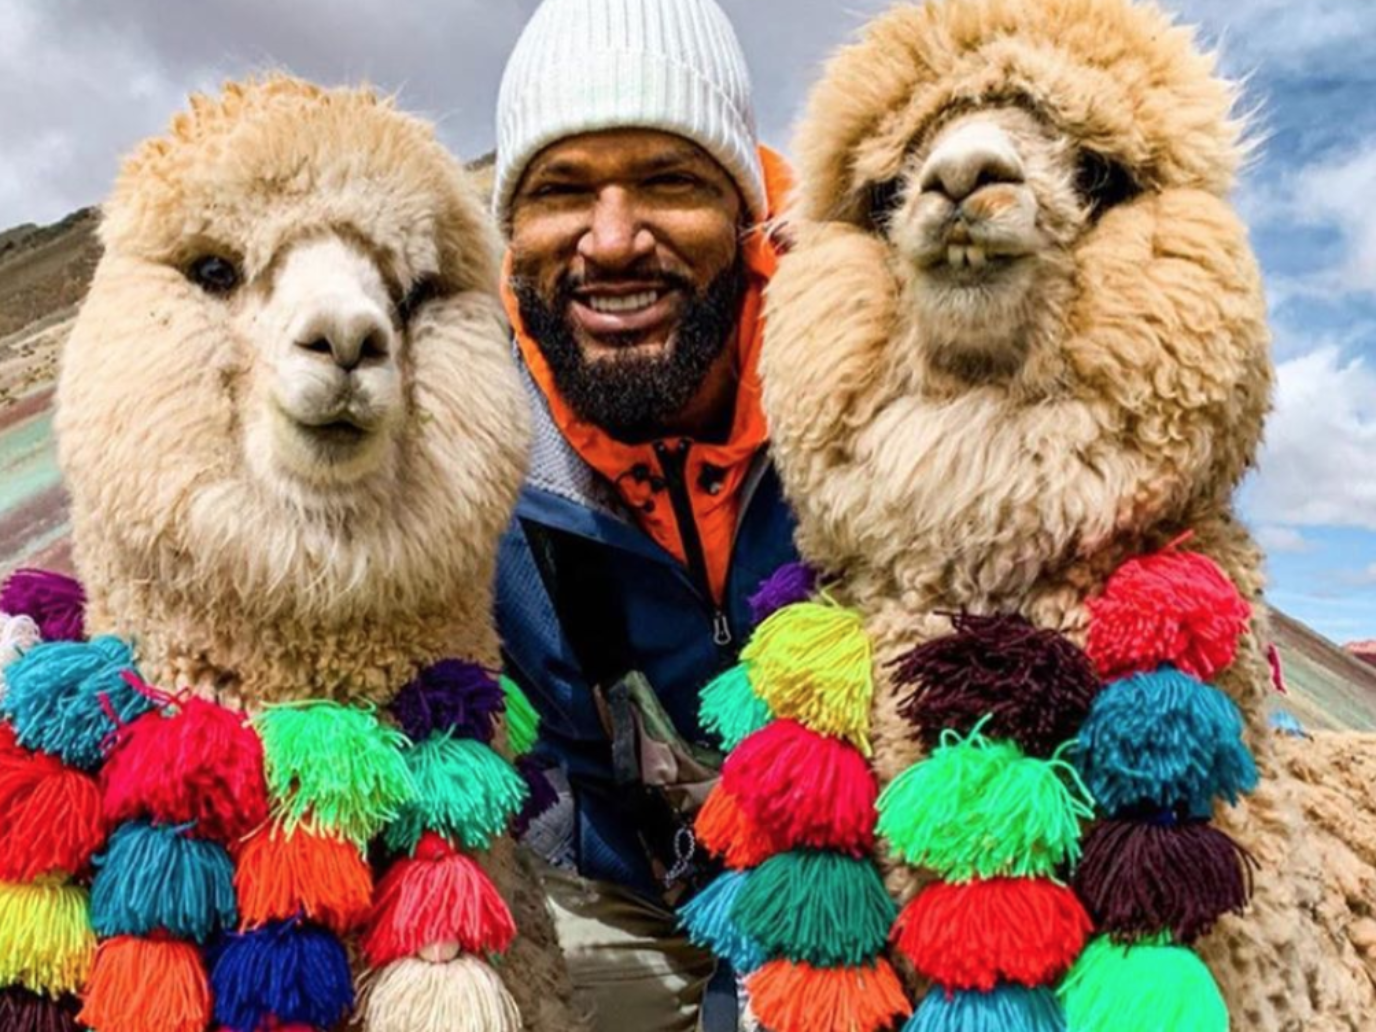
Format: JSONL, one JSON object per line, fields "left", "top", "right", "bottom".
{"left": 77, "top": 936, "right": 210, "bottom": 1032}
{"left": 384, "top": 735, "right": 527, "bottom": 853}
{"left": 741, "top": 601, "right": 874, "bottom": 753}
{"left": 0, "top": 879, "right": 95, "bottom": 995}
{"left": 746, "top": 959, "right": 912, "bottom": 1032}
{"left": 235, "top": 822, "right": 373, "bottom": 934}
{"left": 359, "top": 955, "right": 522, "bottom": 1032}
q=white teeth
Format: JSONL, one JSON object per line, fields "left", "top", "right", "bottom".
{"left": 945, "top": 245, "right": 988, "bottom": 269}
{"left": 588, "top": 291, "right": 659, "bottom": 314}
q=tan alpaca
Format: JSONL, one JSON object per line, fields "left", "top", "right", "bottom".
{"left": 762, "top": 0, "right": 1376, "bottom": 1028}
{"left": 56, "top": 77, "right": 579, "bottom": 1031}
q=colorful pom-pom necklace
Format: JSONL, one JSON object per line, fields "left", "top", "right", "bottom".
{"left": 0, "top": 569, "right": 551, "bottom": 1032}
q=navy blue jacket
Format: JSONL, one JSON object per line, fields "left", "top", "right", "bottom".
{"left": 496, "top": 367, "right": 799, "bottom": 898}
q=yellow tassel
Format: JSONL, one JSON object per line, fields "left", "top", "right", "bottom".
{"left": 360, "top": 955, "right": 522, "bottom": 1032}
{"left": 0, "top": 878, "right": 96, "bottom": 995}
{"left": 741, "top": 600, "right": 874, "bottom": 754}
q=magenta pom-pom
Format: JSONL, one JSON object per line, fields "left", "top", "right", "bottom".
{"left": 102, "top": 691, "right": 268, "bottom": 843}
{"left": 0, "top": 570, "right": 85, "bottom": 642}
{"left": 721, "top": 720, "right": 877, "bottom": 854}
{"left": 1087, "top": 549, "right": 1252, "bottom": 682}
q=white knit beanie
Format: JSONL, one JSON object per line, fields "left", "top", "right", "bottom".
{"left": 493, "top": 0, "right": 766, "bottom": 228}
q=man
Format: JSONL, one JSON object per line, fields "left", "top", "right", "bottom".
{"left": 491, "top": 0, "right": 799, "bottom": 1028}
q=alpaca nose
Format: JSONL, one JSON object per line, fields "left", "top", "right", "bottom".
{"left": 293, "top": 305, "right": 393, "bottom": 372}
{"left": 919, "top": 120, "right": 1026, "bottom": 203}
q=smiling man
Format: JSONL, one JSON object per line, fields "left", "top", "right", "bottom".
{"left": 491, "top": 0, "right": 798, "bottom": 1028}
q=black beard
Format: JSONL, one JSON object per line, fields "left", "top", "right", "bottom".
{"left": 512, "top": 255, "right": 748, "bottom": 443}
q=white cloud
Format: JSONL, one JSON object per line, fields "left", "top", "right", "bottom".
{"left": 1170, "top": 0, "right": 1376, "bottom": 76}
{"left": 1255, "top": 525, "right": 1313, "bottom": 554}
{"left": 1292, "top": 145, "right": 1376, "bottom": 294}
{"left": 1248, "top": 347, "right": 1376, "bottom": 530}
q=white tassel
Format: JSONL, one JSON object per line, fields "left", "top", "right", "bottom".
{"left": 360, "top": 955, "right": 522, "bottom": 1032}
{"left": 0, "top": 613, "right": 41, "bottom": 705}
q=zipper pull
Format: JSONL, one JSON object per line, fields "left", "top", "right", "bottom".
{"left": 712, "top": 610, "right": 733, "bottom": 647}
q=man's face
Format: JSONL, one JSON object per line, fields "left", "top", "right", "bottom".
{"left": 508, "top": 129, "right": 747, "bottom": 441}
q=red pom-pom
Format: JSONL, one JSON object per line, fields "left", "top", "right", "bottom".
{"left": 1086, "top": 549, "right": 1251, "bottom": 682}
{"left": 78, "top": 937, "right": 211, "bottom": 1032}
{"left": 0, "top": 747, "right": 104, "bottom": 880}
{"left": 236, "top": 823, "right": 373, "bottom": 934}
{"left": 721, "top": 720, "right": 877, "bottom": 855}
{"left": 362, "top": 832, "right": 515, "bottom": 967}
{"left": 891, "top": 878, "right": 1091, "bottom": 992}
{"left": 746, "top": 959, "right": 912, "bottom": 1032}
{"left": 695, "top": 783, "right": 783, "bottom": 870}
{"left": 102, "top": 694, "right": 268, "bottom": 843}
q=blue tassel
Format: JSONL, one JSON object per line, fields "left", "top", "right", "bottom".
{"left": 1, "top": 637, "right": 150, "bottom": 769}
{"left": 904, "top": 985, "right": 1067, "bottom": 1032}
{"left": 678, "top": 870, "right": 766, "bottom": 974}
{"left": 1075, "top": 667, "right": 1258, "bottom": 818}
{"left": 90, "top": 821, "right": 237, "bottom": 942}
{"left": 210, "top": 919, "right": 354, "bottom": 1031}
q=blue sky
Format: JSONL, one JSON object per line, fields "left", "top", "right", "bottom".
{"left": 1, "top": 0, "right": 1372, "bottom": 642}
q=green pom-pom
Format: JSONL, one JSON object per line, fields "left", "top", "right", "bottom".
{"left": 499, "top": 675, "right": 540, "bottom": 757}
{"left": 385, "top": 735, "right": 529, "bottom": 852}
{"left": 253, "top": 702, "right": 414, "bottom": 847}
{"left": 740, "top": 601, "right": 873, "bottom": 754}
{"left": 730, "top": 851, "right": 895, "bottom": 967}
{"left": 876, "top": 728, "right": 1093, "bottom": 881}
{"left": 699, "top": 664, "right": 773, "bottom": 751}
{"left": 1059, "top": 936, "right": 1227, "bottom": 1032}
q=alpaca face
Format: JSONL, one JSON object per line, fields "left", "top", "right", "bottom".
{"left": 58, "top": 79, "right": 528, "bottom": 624}
{"left": 760, "top": 0, "right": 1271, "bottom": 590}
{"left": 878, "top": 106, "right": 1086, "bottom": 385}
{"left": 239, "top": 234, "right": 405, "bottom": 490}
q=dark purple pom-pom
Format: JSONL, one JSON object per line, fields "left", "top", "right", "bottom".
{"left": 0, "top": 569, "right": 86, "bottom": 642}
{"left": 512, "top": 755, "right": 560, "bottom": 837}
{"left": 389, "top": 660, "right": 504, "bottom": 743}
{"left": 748, "top": 562, "right": 818, "bottom": 626}
{"left": 1073, "top": 818, "right": 1257, "bottom": 945}
{"left": 0, "top": 987, "right": 85, "bottom": 1032}
{"left": 891, "top": 612, "right": 1102, "bottom": 757}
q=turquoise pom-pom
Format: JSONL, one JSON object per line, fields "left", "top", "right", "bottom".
{"left": 384, "top": 734, "right": 528, "bottom": 852}
{"left": 1076, "top": 667, "right": 1258, "bottom": 817}
{"left": 1, "top": 636, "right": 150, "bottom": 769}
{"left": 91, "top": 821, "right": 237, "bottom": 943}
{"left": 904, "top": 985, "right": 1066, "bottom": 1032}
{"left": 678, "top": 870, "right": 766, "bottom": 974}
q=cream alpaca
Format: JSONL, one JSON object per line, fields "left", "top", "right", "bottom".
{"left": 763, "top": 0, "right": 1375, "bottom": 1028}
{"left": 55, "top": 77, "right": 579, "bottom": 1030}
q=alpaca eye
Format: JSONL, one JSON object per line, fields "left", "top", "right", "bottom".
{"left": 398, "top": 276, "right": 441, "bottom": 325}
{"left": 186, "top": 255, "right": 240, "bottom": 295}
{"left": 1075, "top": 151, "right": 1141, "bottom": 219}
{"left": 865, "top": 178, "right": 906, "bottom": 232}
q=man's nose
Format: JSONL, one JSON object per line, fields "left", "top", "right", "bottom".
{"left": 578, "top": 188, "right": 656, "bottom": 269}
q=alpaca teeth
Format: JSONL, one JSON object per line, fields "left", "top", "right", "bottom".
{"left": 948, "top": 245, "right": 966, "bottom": 268}
{"left": 966, "top": 246, "right": 987, "bottom": 268}
{"left": 588, "top": 291, "right": 659, "bottom": 314}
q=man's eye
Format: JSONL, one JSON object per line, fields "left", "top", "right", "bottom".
{"left": 646, "top": 174, "right": 699, "bottom": 190}
{"left": 529, "top": 182, "right": 584, "bottom": 200}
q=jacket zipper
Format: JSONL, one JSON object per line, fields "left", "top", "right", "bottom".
{"left": 654, "top": 439, "right": 733, "bottom": 648}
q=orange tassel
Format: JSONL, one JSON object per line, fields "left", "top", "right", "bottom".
{"left": 746, "top": 958, "right": 912, "bottom": 1032}
{"left": 78, "top": 936, "right": 210, "bottom": 1032}
{"left": 696, "top": 784, "right": 781, "bottom": 870}
{"left": 235, "top": 823, "right": 373, "bottom": 934}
